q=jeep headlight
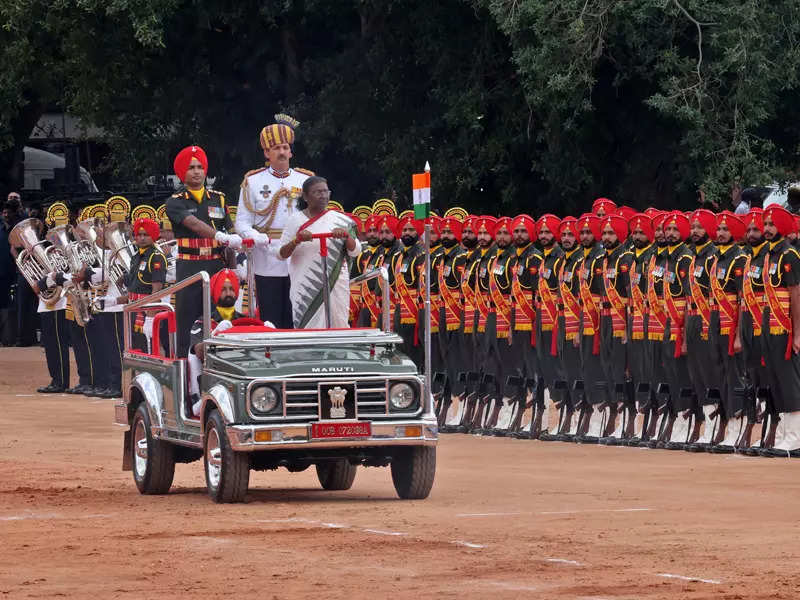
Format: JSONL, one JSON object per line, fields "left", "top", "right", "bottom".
{"left": 389, "top": 382, "right": 415, "bottom": 410}
{"left": 251, "top": 385, "right": 279, "bottom": 414}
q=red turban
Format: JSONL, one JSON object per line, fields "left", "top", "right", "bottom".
{"left": 210, "top": 269, "right": 239, "bottom": 305}
{"left": 133, "top": 217, "right": 160, "bottom": 241}
{"left": 794, "top": 215, "right": 800, "bottom": 234}
{"left": 716, "top": 211, "right": 745, "bottom": 242}
{"left": 429, "top": 215, "right": 443, "bottom": 235}
{"left": 462, "top": 215, "right": 480, "bottom": 234}
{"left": 664, "top": 210, "right": 690, "bottom": 240}
{"left": 644, "top": 207, "right": 661, "bottom": 217}
{"left": 364, "top": 214, "right": 381, "bottom": 232}
{"left": 376, "top": 215, "right": 399, "bottom": 236}
{"left": 691, "top": 209, "right": 717, "bottom": 237}
{"left": 173, "top": 145, "right": 208, "bottom": 182}
{"left": 396, "top": 215, "right": 424, "bottom": 237}
{"left": 592, "top": 197, "right": 617, "bottom": 216}
{"left": 441, "top": 216, "right": 463, "bottom": 241}
{"left": 577, "top": 213, "right": 601, "bottom": 239}
{"left": 537, "top": 214, "right": 561, "bottom": 236}
{"left": 601, "top": 214, "right": 628, "bottom": 240}
{"left": 616, "top": 205, "right": 637, "bottom": 221}
{"left": 743, "top": 208, "right": 763, "bottom": 233}
{"left": 764, "top": 205, "right": 795, "bottom": 237}
{"left": 628, "top": 213, "right": 654, "bottom": 242}
{"left": 559, "top": 216, "right": 576, "bottom": 238}
{"left": 511, "top": 214, "right": 536, "bottom": 240}
{"left": 475, "top": 215, "right": 497, "bottom": 237}
{"left": 652, "top": 211, "right": 668, "bottom": 231}
{"left": 493, "top": 216, "right": 512, "bottom": 236}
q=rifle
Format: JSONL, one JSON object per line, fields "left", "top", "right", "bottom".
{"left": 455, "top": 371, "right": 481, "bottom": 433}
{"left": 432, "top": 372, "right": 449, "bottom": 427}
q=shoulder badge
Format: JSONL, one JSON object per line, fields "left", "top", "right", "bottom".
{"left": 294, "top": 167, "right": 315, "bottom": 176}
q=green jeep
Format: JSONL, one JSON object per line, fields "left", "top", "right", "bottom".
{"left": 114, "top": 270, "right": 437, "bottom": 503}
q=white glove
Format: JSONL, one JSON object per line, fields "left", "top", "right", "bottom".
{"left": 253, "top": 232, "right": 270, "bottom": 246}
{"left": 212, "top": 319, "right": 233, "bottom": 335}
{"left": 214, "top": 231, "right": 243, "bottom": 250}
{"left": 143, "top": 317, "right": 154, "bottom": 340}
{"left": 263, "top": 320, "right": 276, "bottom": 328}
{"left": 97, "top": 295, "right": 117, "bottom": 307}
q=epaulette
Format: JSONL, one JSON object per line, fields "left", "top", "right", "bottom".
{"left": 171, "top": 192, "right": 184, "bottom": 198}
{"left": 208, "top": 189, "right": 224, "bottom": 197}
{"left": 294, "top": 167, "right": 315, "bottom": 176}
{"left": 242, "top": 167, "right": 268, "bottom": 186}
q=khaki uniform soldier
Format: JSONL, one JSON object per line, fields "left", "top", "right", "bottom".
{"left": 685, "top": 209, "right": 722, "bottom": 449}
{"left": 759, "top": 205, "right": 800, "bottom": 456}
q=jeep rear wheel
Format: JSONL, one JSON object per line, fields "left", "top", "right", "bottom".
{"left": 131, "top": 404, "right": 175, "bottom": 495}
{"left": 391, "top": 446, "right": 436, "bottom": 499}
{"left": 204, "top": 409, "right": 249, "bottom": 503}
{"left": 315, "top": 460, "right": 357, "bottom": 490}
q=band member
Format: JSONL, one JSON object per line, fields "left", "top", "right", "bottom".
{"left": 685, "top": 209, "right": 721, "bottom": 450}
{"left": 123, "top": 218, "right": 168, "bottom": 351}
{"left": 706, "top": 212, "right": 747, "bottom": 452}
{"left": 236, "top": 115, "right": 312, "bottom": 328}
{"left": 277, "top": 177, "right": 360, "bottom": 328}
{"left": 760, "top": 205, "right": 800, "bottom": 456}
{"left": 166, "top": 146, "right": 241, "bottom": 356}
{"left": 32, "top": 274, "right": 70, "bottom": 393}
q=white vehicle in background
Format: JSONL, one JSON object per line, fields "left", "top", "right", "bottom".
{"left": 762, "top": 181, "right": 800, "bottom": 209}
{"left": 23, "top": 146, "right": 98, "bottom": 192}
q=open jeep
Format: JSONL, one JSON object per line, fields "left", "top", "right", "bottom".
{"left": 114, "top": 270, "right": 438, "bottom": 503}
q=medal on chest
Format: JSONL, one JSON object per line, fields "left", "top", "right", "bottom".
{"left": 666, "top": 271, "right": 676, "bottom": 284}
{"left": 606, "top": 268, "right": 616, "bottom": 280}
{"left": 207, "top": 205, "right": 224, "bottom": 219}
{"left": 748, "top": 266, "right": 761, "bottom": 279}
{"left": 631, "top": 273, "right": 641, "bottom": 285}
{"left": 769, "top": 263, "right": 778, "bottom": 275}
{"left": 694, "top": 266, "right": 704, "bottom": 278}
{"left": 444, "top": 265, "right": 452, "bottom": 277}
{"left": 492, "top": 263, "right": 504, "bottom": 275}
{"left": 400, "top": 259, "right": 410, "bottom": 274}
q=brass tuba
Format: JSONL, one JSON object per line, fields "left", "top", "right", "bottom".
{"left": 46, "top": 225, "right": 93, "bottom": 326}
{"left": 104, "top": 221, "right": 135, "bottom": 289}
{"left": 9, "top": 218, "right": 69, "bottom": 307}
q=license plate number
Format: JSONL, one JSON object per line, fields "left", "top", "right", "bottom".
{"left": 311, "top": 422, "right": 371, "bottom": 439}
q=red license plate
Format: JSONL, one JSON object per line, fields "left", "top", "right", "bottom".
{"left": 311, "top": 422, "right": 371, "bottom": 439}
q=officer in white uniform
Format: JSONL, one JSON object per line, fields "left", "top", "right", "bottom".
{"left": 235, "top": 114, "right": 312, "bottom": 328}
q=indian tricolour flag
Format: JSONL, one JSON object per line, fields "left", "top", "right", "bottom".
{"left": 412, "top": 172, "right": 431, "bottom": 219}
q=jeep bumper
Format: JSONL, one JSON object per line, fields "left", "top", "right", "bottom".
{"left": 225, "top": 418, "right": 438, "bottom": 451}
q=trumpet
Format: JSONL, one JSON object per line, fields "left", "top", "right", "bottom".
{"left": 46, "top": 225, "right": 94, "bottom": 326}
{"left": 9, "top": 218, "right": 69, "bottom": 308}
{"left": 104, "top": 221, "right": 135, "bottom": 290}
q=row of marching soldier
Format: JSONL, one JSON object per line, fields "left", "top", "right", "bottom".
{"left": 347, "top": 198, "right": 800, "bottom": 457}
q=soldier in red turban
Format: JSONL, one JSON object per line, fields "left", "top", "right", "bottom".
{"left": 684, "top": 209, "right": 723, "bottom": 452}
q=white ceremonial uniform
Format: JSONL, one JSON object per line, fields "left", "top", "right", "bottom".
{"left": 235, "top": 166, "right": 311, "bottom": 276}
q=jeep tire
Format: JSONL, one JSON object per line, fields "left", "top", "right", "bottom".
{"left": 204, "top": 409, "right": 250, "bottom": 503}
{"left": 131, "top": 404, "right": 175, "bottom": 495}
{"left": 315, "top": 460, "right": 357, "bottom": 490}
{"left": 391, "top": 446, "right": 436, "bottom": 499}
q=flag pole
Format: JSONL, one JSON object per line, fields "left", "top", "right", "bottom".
{"left": 423, "top": 161, "right": 432, "bottom": 415}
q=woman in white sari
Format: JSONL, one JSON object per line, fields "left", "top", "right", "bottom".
{"left": 278, "top": 177, "right": 361, "bottom": 328}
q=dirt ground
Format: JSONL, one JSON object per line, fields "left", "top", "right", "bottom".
{"left": 1, "top": 347, "right": 798, "bottom": 599}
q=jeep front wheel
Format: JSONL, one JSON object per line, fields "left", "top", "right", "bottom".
{"left": 204, "top": 409, "right": 250, "bottom": 503}
{"left": 391, "top": 446, "right": 436, "bottom": 499}
{"left": 315, "top": 460, "right": 357, "bottom": 490}
{"left": 131, "top": 404, "right": 175, "bottom": 495}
